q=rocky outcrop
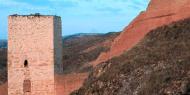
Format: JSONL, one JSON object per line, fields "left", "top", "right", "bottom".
{"left": 92, "top": 0, "right": 190, "bottom": 66}
{"left": 147, "top": 0, "right": 190, "bottom": 11}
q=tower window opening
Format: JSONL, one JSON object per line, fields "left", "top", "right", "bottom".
{"left": 24, "top": 60, "right": 28, "bottom": 67}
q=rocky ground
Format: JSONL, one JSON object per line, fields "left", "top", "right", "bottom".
{"left": 72, "top": 18, "right": 190, "bottom": 95}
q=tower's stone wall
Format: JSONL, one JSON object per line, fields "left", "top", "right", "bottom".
{"left": 53, "top": 17, "right": 63, "bottom": 74}
{"left": 8, "top": 15, "right": 62, "bottom": 95}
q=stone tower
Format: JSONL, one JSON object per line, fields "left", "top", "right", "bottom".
{"left": 8, "top": 14, "right": 62, "bottom": 95}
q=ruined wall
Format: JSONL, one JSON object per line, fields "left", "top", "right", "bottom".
{"left": 8, "top": 15, "right": 62, "bottom": 95}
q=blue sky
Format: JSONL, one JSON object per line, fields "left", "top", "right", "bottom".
{"left": 0, "top": 0, "right": 150, "bottom": 39}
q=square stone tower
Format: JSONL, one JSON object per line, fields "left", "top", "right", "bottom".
{"left": 8, "top": 14, "right": 62, "bottom": 95}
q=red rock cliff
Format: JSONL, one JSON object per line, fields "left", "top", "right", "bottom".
{"left": 92, "top": 0, "right": 190, "bottom": 66}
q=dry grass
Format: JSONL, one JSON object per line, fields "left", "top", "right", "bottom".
{"left": 72, "top": 18, "right": 190, "bottom": 95}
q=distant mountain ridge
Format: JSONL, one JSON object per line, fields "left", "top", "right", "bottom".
{"left": 0, "top": 40, "right": 7, "bottom": 48}
{"left": 63, "top": 33, "right": 106, "bottom": 40}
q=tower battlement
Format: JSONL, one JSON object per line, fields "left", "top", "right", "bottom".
{"left": 9, "top": 13, "right": 60, "bottom": 17}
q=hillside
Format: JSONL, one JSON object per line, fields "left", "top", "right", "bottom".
{"left": 0, "top": 32, "right": 120, "bottom": 95}
{"left": 0, "top": 48, "right": 7, "bottom": 84}
{"left": 0, "top": 48, "right": 7, "bottom": 95}
{"left": 62, "top": 32, "right": 119, "bottom": 74}
{"left": 92, "top": 0, "right": 190, "bottom": 66}
{"left": 72, "top": 18, "right": 190, "bottom": 95}
{"left": 58, "top": 32, "right": 119, "bottom": 95}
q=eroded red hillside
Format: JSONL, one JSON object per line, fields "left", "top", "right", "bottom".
{"left": 92, "top": 0, "right": 190, "bottom": 66}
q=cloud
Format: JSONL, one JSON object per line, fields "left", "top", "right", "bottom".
{"left": 0, "top": 0, "right": 51, "bottom": 10}
{"left": 49, "top": 0, "right": 78, "bottom": 8}
{"left": 29, "top": 0, "right": 150, "bottom": 17}
{"left": 95, "top": 6, "right": 122, "bottom": 14}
